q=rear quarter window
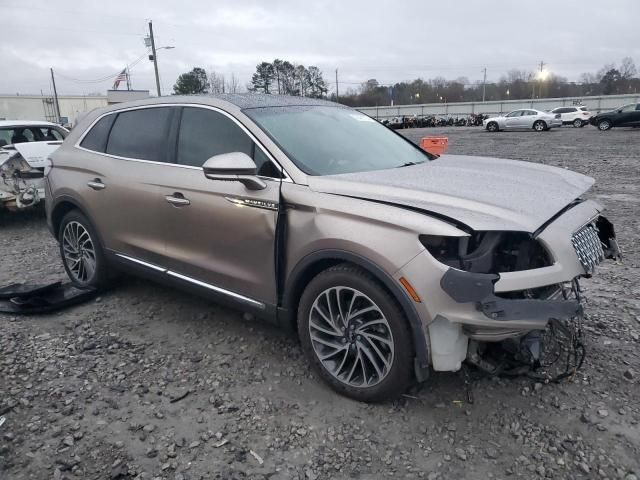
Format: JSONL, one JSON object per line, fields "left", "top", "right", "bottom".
{"left": 80, "top": 115, "right": 115, "bottom": 153}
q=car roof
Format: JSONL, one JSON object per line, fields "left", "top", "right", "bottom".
{"left": 0, "top": 120, "right": 62, "bottom": 128}
{"left": 92, "top": 93, "right": 342, "bottom": 117}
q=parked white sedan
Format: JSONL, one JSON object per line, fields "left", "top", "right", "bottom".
{"left": 483, "top": 109, "right": 562, "bottom": 132}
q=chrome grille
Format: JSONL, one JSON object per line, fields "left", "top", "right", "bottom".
{"left": 571, "top": 222, "right": 605, "bottom": 274}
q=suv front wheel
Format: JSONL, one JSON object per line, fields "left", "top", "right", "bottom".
{"left": 59, "top": 210, "right": 111, "bottom": 288}
{"left": 298, "top": 264, "right": 413, "bottom": 402}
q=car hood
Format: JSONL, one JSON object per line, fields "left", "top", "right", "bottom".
{"left": 2, "top": 141, "right": 63, "bottom": 168}
{"left": 308, "top": 154, "right": 595, "bottom": 232}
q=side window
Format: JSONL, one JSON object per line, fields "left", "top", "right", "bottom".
{"left": 81, "top": 115, "right": 115, "bottom": 153}
{"left": 40, "top": 128, "right": 64, "bottom": 141}
{"left": 636, "top": 104, "right": 640, "bottom": 111}
{"left": 620, "top": 104, "right": 635, "bottom": 113}
{"left": 177, "top": 107, "right": 281, "bottom": 177}
{"left": 506, "top": 111, "right": 522, "bottom": 118}
{"left": 527, "top": 110, "right": 538, "bottom": 116}
{"left": 106, "top": 107, "right": 173, "bottom": 161}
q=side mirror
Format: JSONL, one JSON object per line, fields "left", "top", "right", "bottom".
{"left": 202, "top": 152, "right": 266, "bottom": 191}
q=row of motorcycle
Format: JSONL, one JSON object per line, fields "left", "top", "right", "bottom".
{"left": 381, "top": 114, "right": 489, "bottom": 129}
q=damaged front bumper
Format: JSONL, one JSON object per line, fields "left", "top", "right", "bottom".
{"left": 440, "top": 268, "right": 582, "bottom": 341}
{"left": 396, "top": 199, "right": 618, "bottom": 372}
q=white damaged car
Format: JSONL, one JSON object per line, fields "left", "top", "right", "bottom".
{"left": 0, "top": 121, "right": 67, "bottom": 211}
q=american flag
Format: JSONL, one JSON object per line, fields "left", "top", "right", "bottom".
{"left": 113, "top": 69, "right": 127, "bottom": 90}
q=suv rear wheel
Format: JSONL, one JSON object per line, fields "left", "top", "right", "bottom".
{"left": 297, "top": 264, "right": 413, "bottom": 402}
{"left": 59, "top": 210, "right": 111, "bottom": 288}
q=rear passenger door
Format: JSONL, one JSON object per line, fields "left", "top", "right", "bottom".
{"left": 158, "top": 106, "right": 283, "bottom": 307}
{"left": 77, "top": 106, "right": 176, "bottom": 266}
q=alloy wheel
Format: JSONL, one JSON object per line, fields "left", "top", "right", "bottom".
{"left": 598, "top": 120, "right": 611, "bottom": 131}
{"left": 62, "top": 221, "right": 97, "bottom": 283}
{"left": 308, "top": 287, "right": 394, "bottom": 388}
{"left": 534, "top": 121, "right": 545, "bottom": 131}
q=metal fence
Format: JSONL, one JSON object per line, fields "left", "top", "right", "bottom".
{"left": 357, "top": 93, "right": 640, "bottom": 119}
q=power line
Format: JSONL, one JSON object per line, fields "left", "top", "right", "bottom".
{"left": 54, "top": 51, "right": 150, "bottom": 84}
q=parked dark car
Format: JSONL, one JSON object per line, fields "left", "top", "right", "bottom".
{"left": 589, "top": 103, "right": 640, "bottom": 131}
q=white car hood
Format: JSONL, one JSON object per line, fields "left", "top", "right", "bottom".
{"left": 3, "top": 141, "right": 63, "bottom": 168}
{"left": 308, "top": 154, "right": 596, "bottom": 232}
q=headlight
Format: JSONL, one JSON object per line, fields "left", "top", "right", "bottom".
{"left": 420, "top": 232, "right": 553, "bottom": 274}
{"left": 44, "top": 157, "right": 53, "bottom": 177}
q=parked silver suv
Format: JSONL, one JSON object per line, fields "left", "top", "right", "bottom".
{"left": 46, "top": 95, "right": 618, "bottom": 401}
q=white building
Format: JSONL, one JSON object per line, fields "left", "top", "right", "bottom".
{"left": 0, "top": 90, "right": 150, "bottom": 126}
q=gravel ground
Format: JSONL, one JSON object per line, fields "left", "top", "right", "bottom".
{"left": 1, "top": 125, "right": 639, "bottom": 480}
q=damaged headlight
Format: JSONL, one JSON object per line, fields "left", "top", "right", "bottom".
{"left": 420, "top": 232, "right": 553, "bottom": 274}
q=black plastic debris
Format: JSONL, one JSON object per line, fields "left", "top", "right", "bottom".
{"left": 0, "top": 282, "right": 98, "bottom": 314}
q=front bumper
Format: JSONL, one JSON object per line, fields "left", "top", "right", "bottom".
{"left": 395, "top": 199, "right": 615, "bottom": 371}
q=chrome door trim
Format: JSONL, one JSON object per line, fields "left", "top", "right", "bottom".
{"left": 74, "top": 103, "right": 292, "bottom": 182}
{"left": 114, "top": 252, "right": 265, "bottom": 309}
{"left": 165, "top": 271, "right": 265, "bottom": 309}
{"left": 115, "top": 253, "right": 166, "bottom": 272}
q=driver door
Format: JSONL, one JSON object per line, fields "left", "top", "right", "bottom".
{"left": 504, "top": 110, "right": 523, "bottom": 129}
{"left": 157, "top": 106, "right": 283, "bottom": 306}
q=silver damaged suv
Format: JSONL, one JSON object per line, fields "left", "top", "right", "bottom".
{"left": 46, "top": 95, "right": 619, "bottom": 401}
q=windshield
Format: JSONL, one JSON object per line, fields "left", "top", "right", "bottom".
{"left": 244, "top": 105, "right": 433, "bottom": 175}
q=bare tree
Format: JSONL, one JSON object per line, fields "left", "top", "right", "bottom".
{"left": 620, "top": 57, "right": 637, "bottom": 79}
{"left": 226, "top": 73, "right": 240, "bottom": 94}
{"left": 209, "top": 70, "right": 225, "bottom": 94}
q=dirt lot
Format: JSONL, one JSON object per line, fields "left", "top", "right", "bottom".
{"left": 1, "top": 126, "right": 639, "bottom": 480}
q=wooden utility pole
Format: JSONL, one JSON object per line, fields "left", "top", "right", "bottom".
{"left": 335, "top": 68, "right": 339, "bottom": 102}
{"left": 50, "top": 68, "right": 61, "bottom": 124}
{"left": 481, "top": 67, "right": 487, "bottom": 102}
{"left": 149, "top": 21, "right": 161, "bottom": 97}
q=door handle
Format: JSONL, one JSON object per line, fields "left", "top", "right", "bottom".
{"left": 87, "top": 178, "right": 105, "bottom": 190}
{"left": 165, "top": 193, "right": 191, "bottom": 206}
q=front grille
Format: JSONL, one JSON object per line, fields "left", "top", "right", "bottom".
{"left": 571, "top": 222, "right": 605, "bottom": 274}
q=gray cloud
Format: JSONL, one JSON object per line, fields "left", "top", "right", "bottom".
{"left": 0, "top": 0, "right": 638, "bottom": 95}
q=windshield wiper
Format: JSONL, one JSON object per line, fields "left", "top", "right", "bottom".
{"left": 396, "top": 161, "right": 424, "bottom": 168}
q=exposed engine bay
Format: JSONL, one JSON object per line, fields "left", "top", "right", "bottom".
{"left": 0, "top": 148, "right": 44, "bottom": 211}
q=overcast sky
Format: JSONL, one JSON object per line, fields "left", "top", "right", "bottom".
{"left": 1, "top": 0, "right": 638, "bottom": 96}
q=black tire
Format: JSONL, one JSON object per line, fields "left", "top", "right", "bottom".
{"left": 573, "top": 118, "right": 583, "bottom": 128}
{"left": 486, "top": 121, "right": 499, "bottom": 132}
{"left": 58, "top": 210, "right": 111, "bottom": 288}
{"left": 297, "top": 264, "right": 414, "bottom": 402}
{"left": 598, "top": 119, "right": 612, "bottom": 131}
{"left": 533, "top": 120, "right": 547, "bottom": 131}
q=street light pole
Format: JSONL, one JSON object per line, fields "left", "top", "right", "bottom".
{"left": 148, "top": 21, "right": 161, "bottom": 97}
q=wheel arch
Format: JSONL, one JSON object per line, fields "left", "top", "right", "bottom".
{"left": 50, "top": 196, "right": 100, "bottom": 242}
{"left": 281, "top": 249, "right": 430, "bottom": 381}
